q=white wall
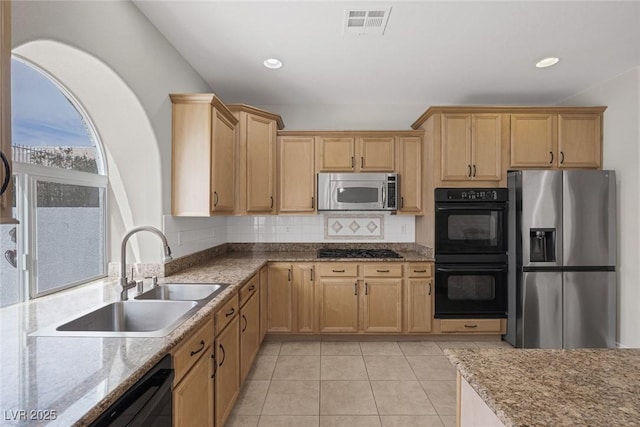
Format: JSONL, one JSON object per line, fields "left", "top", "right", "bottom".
{"left": 12, "top": 1, "right": 211, "bottom": 263}
{"left": 560, "top": 67, "right": 640, "bottom": 348}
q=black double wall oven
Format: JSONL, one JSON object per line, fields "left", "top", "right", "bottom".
{"left": 434, "top": 188, "right": 508, "bottom": 319}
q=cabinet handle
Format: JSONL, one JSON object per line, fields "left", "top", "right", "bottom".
{"left": 0, "top": 151, "right": 10, "bottom": 197}
{"left": 213, "top": 191, "right": 219, "bottom": 207}
{"left": 310, "top": 268, "right": 314, "bottom": 281}
{"left": 560, "top": 151, "right": 565, "bottom": 164}
{"left": 401, "top": 197, "right": 404, "bottom": 209}
{"left": 225, "top": 307, "right": 235, "bottom": 317}
{"left": 211, "top": 353, "right": 217, "bottom": 378}
{"left": 354, "top": 283, "right": 358, "bottom": 296}
{"left": 288, "top": 268, "right": 292, "bottom": 281}
{"left": 428, "top": 281, "right": 432, "bottom": 296}
{"left": 242, "top": 314, "right": 247, "bottom": 333}
{"left": 549, "top": 151, "right": 554, "bottom": 164}
{"left": 467, "top": 165, "right": 471, "bottom": 177}
{"left": 472, "top": 165, "right": 476, "bottom": 177}
{"left": 249, "top": 284, "right": 255, "bottom": 291}
{"left": 351, "top": 156, "right": 354, "bottom": 168}
{"left": 190, "top": 340, "right": 205, "bottom": 356}
{"left": 365, "top": 282, "right": 369, "bottom": 295}
{"left": 414, "top": 269, "right": 427, "bottom": 273}
{"left": 219, "top": 343, "right": 226, "bottom": 366}
{"left": 311, "top": 196, "right": 315, "bottom": 209}
{"left": 361, "top": 157, "right": 364, "bottom": 169}
{"left": 332, "top": 269, "right": 345, "bottom": 273}
{"left": 376, "top": 269, "right": 390, "bottom": 273}
{"left": 464, "top": 324, "right": 478, "bottom": 329}
{"left": 270, "top": 196, "right": 274, "bottom": 209}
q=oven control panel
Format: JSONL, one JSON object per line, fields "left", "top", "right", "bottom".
{"left": 435, "top": 188, "right": 508, "bottom": 202}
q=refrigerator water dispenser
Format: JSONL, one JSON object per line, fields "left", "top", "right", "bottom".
{"left": 530, "top": 228, "right": 556, "bottom": 262}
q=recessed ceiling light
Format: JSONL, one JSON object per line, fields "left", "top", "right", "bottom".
{"left": 536, "top": 57, "right": 560, "bottom": 68}
{"left": 263, "top": 58, "right": 283, "bottom": 69}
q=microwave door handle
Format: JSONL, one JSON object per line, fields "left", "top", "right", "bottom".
{"left": 381, "top": 184, "right": 386, "bottom": 208}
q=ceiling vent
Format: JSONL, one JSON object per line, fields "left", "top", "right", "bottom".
{"left": 344, "top": 7, "right": 392, "bottom": 35}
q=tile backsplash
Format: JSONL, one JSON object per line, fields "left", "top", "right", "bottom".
{"left": 165, "top": 213, "right": 415, "bottom": 258}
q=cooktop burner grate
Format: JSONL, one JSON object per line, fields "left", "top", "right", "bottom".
{"left": 317, "top": 248, "right": 402, "bottom": 259}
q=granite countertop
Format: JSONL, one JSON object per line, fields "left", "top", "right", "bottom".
{"left": 0, "top": 249, "right": 432, "bottom": 426}
{"left": 445, "top": 348, "right": 640, "bottom": 427}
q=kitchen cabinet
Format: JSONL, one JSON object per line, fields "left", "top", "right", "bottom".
{"left": 316, "top": 262, "right": 403, "bottom": 334}
{"left": 170, "top": 94, "right": 238, "bottom": 216}
{"left": 438, "top": 318, "right": 505, "bottom": 334}
{"left": 239, "top": 277, "right": 260, "bottom": 383}
{"left": 214, "top": 301, "right": 240, "bottom": 427}
{"left": 396, "top": 136, "right": 422, "bottom": 213}
{"left": 172, "top": 316, "right": 214, "bottom": 427}
{"left": 229, "top": 105, "right": 284, "bottom": 215}
{"left": 440, "top": 113, "right": 503, "bottom": 182}
{"left": 315, "top": 135, "right": 395, "bottom": 172}
{"left": 259, "top": 265, "right": 268, "bottom": 343}
{"left": 0, "top": 1, "right": 14, "bottom": 223}
{"left": 294, "top": 263, "right": 316, "bottom": 333}
{"left": 267, "top": 263, "right": 294, "bottom": 333}
{"left": 405, "top": 263, "right": 433, "bottom": 333}
{"left": 277, "top": 136, "right": 315, "bottom": 213}
{"left": 510, "top": 110, "right": 604, "bottom": 169}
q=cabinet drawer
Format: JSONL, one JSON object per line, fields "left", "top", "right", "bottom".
{"left": 407, "top": 263, "right": 432, "bottom": 278}
{"left": 173, "top": 316, "right": 213, "bottom": 383}
{"left": 362, "top": 263, "right": 402, "bottom": 277}
{"left": 317, "top": 263, "right": 358, "bottom": 277}
{"left": 239, "top": 273, "right": 259, "bottom": 307}
{"left": 440, "top": 319, "right": 502, "bottom": 333}
{"left": 216, "top": 294, "right": 239, "bottom": 335}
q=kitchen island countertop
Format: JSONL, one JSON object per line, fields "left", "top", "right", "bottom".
{"left": 445, "top": 348, "right": 640, "bottom": 427}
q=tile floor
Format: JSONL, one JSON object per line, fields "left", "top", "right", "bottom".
{"left": 226, "top": 339, "right": 512, "bottom": 427}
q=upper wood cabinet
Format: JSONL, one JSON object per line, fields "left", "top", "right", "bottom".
{"left": 396, "top": 136, "right": 423, "bottom": 214}
{"left": 278, "top": 136, "right": 315, "bottom": 213}
{"left": 440, "top": 113, "right": 504, "bottom": 183}
{"left": 229, "top": 105, "right": 284, "bottom": 215}
{"left": 0, "top": 2, "right": 15, "bottom": 223}
{"left": 170, "top": 94, "right": 238, "bottom": 216}
{"left": 510, "top": 109, "right": 604, "bottom": 169}
{"left": 316, "top": 135, "right": 395, "bottom": 172}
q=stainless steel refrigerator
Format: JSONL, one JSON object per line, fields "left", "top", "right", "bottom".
{"left": 505, "top": 170, "right": 616, "bottom": 348}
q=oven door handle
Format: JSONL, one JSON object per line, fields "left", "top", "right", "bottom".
{"left": 437, "top": 266, "right": 507, "bottom": 273}
{"left": 436, "top": 204, "right": 506, "bottom": 211}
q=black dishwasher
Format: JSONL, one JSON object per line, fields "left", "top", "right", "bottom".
{"left": 90, "top": 354, "right": 174, "bottom": 427}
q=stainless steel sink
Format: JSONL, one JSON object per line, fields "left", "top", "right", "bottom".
{"left": 135, "top": 283, "right": 228, "bottom": 301}
{"left": 33, "top": 300, "right": 200, "bottom": 338}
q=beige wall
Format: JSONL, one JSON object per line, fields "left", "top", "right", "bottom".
{"left": 560, "top": 67, "right": 640, "bottom": 348}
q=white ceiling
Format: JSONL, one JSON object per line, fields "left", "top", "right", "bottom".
{"left": 134, "top": 1, "right": 640, "bottom": 106}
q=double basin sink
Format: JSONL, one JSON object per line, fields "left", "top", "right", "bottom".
{"left": 36, "top": 283, "right": 229, "bottom": 338}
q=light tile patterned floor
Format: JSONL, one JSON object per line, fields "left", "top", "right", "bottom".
{"left": 226, "top": 339, "right": 512, "bottom": 427}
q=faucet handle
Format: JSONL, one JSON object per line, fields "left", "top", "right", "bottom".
{"left": 136, "top": 279, "right": 144, "bottom": 293}
{"left": 144, "top": 276, "right": 158, "bottom": 287}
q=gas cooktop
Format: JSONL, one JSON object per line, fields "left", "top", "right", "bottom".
{"left": 317, "top": 248, "right": 402, "bottom": 259}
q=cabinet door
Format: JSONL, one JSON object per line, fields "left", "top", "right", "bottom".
{"left": 317, "top": 278, "right": 359, "bottom": 333}
{"left": 558, "top": 113, "right": 602, "bottom": 169}
{"left": 441, "top": 114, "right": 472, "bottom": 181}
{"left": 316, "top": 137, "right": 356, "bottom": 171}
{"left": 259, "top": 265, "right": 268, "bottom": 342}
{"left": 215, "top": 315, "right": 240, "bottom": 427}
{"left": 397, "top": 136, "right": 422, "bottom": 213}
{"left": 406, "top": 278, "right": 433, "bottom": 333}
{"left": 361, "top": 279, "right": 403, "bottom": 333}
{"left": 358, "top": 137, "right": 395, "bottom": 171}
{"left": 246, "top": 114, "right": 276, "bottom": 213}
{"left": 294, "top": 264, "right": 316, "bottom": 333}
{"left": 278, "top": 136, "right": 315, "bottom": 213}
{"left": 173, "top": 348, "right": 213, "bottom": 427}
{"left": 267, "top": 263, "right": 293, "bottom": 333}
{"left": 211, "top": 109, "right": 236, "bottom": 213}
{"left": 240, "top": 292, "right": 260, "bottom": 383}
{"left": 510, "top": 114, "right": 556, "bottom": 168}
{"left": 471, "top": 114, "right": 502, "bottom": 181}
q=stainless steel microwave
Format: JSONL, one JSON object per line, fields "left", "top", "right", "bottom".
{"left": 317, "top": 172, "right": 398, "bottom": 211}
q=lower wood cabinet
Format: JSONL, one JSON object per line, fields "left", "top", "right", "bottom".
{"left": 294, "top": 263, "right": 316, "bottom": 333}
{"left": 405, "top": 263, "right": 433, "bottom": 333}
{"left": 267, "top": 263, "right": 294, "bottom": 333}
{"left": 172, "top": 316, "right": 214, "bottom": 427}
{"left": 259, "top": 265, "right": 269, "bottom": 342}
{"left": 214, "top": 309, "right": 240, "bottom": 427}
{"left": 240, "top": 285, "right": 260, "bottom": 383}
{"left": 361, "top": 278, "right": 403, "bottom": 333}
{"left": 317, "top": 276, "right": 359, "bottom": 333}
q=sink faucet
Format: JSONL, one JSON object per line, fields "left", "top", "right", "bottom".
{"left": 119, "top": 226, "right": 172, "bottom": 301}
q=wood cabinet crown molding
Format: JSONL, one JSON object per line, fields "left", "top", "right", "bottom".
{"left": 227, "top": 103, "right": 285, "bottom": 130}
{"left": 411, "top": 106, "right": 607, "bottom": 130}
{"left": 278, "top": 129, "right": 424, "bottom": 137}
{"left": 169, "top": 93, "right": 238, "bottom": 126}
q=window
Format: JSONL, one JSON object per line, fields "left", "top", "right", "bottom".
{"left": 7, "top": 57, "right": 107, "bottom": 302}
